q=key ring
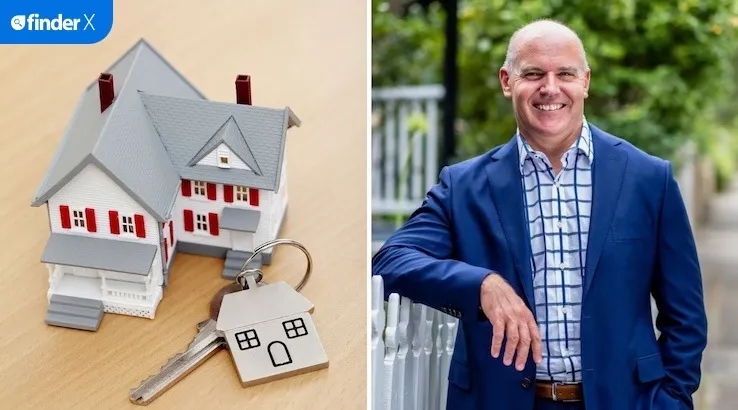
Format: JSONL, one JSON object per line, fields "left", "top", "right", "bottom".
{"left": 235, "top": 238, "right": 312, "bottom": 292}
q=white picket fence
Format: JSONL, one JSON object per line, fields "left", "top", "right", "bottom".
{"left": 372, "top": 85, "right": 444, "bottom": 216}
{"left": 371, "top": 275, "right": 459, "bottom": 410}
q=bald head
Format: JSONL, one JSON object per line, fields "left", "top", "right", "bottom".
{"left": 503, "top": 19, "right": 589, "bottom": 73}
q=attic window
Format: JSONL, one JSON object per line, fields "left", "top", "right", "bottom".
{"left": 218, "top": 149, "right": 230, "bottom": 168}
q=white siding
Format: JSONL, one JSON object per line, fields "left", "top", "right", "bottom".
{"left": 160, "top": 219, "right": 176, "bottom": 269}
{"left": 231, "top": 231, "right": 253, "bottom": 251}
{"left": 174, "top": 181, "right": 274, "bottom": 252}
{"left": 47, "top": 163, "right": 163, "bottom": 281}
{"left": 196, "top": 143, "right": 252, "bottom": 171}
{"left": 254, "top": 190, "right": 275, "bottom": 247}
{"left": 272, "top": 160, "right": 288, "bottom": 237}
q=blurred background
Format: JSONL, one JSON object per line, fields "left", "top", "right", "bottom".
{"left": 371, "top": 1, "right": 738, "bottom": 409}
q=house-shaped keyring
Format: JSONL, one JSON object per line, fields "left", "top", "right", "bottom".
{"left": 216, "top": 280, "right": 329, "bottom": 386}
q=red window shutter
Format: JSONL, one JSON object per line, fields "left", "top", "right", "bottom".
{"left": 181, "top": 179, "right": 192, "bottom": 197}
{"left": 249, "top": 188, "right": 259, "bottom": 206}
{"left": 85, "top": 208, "right": 97, "bottom": 232}
{"left": 224, "top": 185, "right": 234, "bottom": 203}
{"left": 59, "top": 205, "right": 71, "bottom": 229}
{"left": 208, "top": 213, "right": 219, "bottom": 236}
{"left": 134, "top": 214, "right": 146, "bottom": 238}
{"left": 169, "top": 221, "right": 174, "bottom": 245}
{"left": 164, "top": 241, "right": 169, "bottom": 263}
{"left": 109, "top": 210, "right": 120, "bottom": 234}
{"left": 184, "top": 210, "right": 194, "bottom": 232}
{"left": 207, "top": 183, "right": 217, "bottom": 200}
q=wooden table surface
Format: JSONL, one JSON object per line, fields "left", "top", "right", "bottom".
{"left": 0, "top": 1, "right": 367, "bottom": 409}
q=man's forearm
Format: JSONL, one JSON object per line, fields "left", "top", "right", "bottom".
{"left": 372, "top": 244, "right": 492, "bottom": 320}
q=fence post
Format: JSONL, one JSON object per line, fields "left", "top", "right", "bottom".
{"left": 371, "top": 275, "right": 458, "bottom": 410}
{"left": 372, "top": 276, "right": 386, "bottom": 409}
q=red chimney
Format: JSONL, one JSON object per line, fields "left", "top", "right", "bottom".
{"left": 235, "top": 75, "right": 252, "bottom": 105}
{"left": 98, "top": 72, "right": 114, "bottom": 112}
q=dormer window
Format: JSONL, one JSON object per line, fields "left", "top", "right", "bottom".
{"left": 217, "top": 148, "right": 230, "bottom": 169}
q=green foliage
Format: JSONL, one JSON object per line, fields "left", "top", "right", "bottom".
{"left": 373, "top": 0, "right": 738, "bottom": 163}
{"left": 706, "top": 124, "right": 738, "bottom": 192}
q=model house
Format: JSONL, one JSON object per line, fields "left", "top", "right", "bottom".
{"left": 31, "top": 39, "right": 300, "bottom": 331}
{"left": 216, "top": 281, "right": 329, "bottom": 386}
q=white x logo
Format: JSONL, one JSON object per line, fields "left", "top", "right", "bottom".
{"left": 83, "top": 13, "right": 95, "bottom": 30}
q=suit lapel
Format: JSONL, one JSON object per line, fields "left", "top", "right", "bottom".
{"left": 485, "top": 138, "right": 535, "bottom": 311}
{"left": 583, "top": 126, "right": 627, "bottom": 299}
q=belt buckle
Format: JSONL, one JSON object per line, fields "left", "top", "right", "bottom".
{"left": 551, "top": 381, "right": 581, "bottom": 403}
{"left": 550, "top": 381, "right": 562, "bottom": 401}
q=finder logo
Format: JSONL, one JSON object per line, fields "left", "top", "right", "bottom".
{"left": 10, "top": 15, "right": 24, "bottom": 30}
{"left": 9, "top": 13, "right": 95, "bottom": 31}
{"left": 1, "top": 0, "right": 112, "bottom": 44}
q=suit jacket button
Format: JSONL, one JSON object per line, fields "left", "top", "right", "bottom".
{"left": 521, "top": 378, "right": 531, "bottom": 389}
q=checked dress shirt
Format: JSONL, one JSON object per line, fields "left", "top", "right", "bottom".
{"left": 516, "top": 119, "right": 594, "bottom": 382}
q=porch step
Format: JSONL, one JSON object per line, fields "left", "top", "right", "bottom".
{"left": 223, "top": 251, "right": 262, "bottom": 280}
{"left": 45, "top": 294, "right": 104, "bottom": 331}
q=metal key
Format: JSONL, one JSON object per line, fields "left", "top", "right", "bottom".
{"left": 129, "top": 282, "right": 244, "bottom": 405}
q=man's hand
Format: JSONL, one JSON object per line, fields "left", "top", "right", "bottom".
{"left": 480, "top": 273, "right": 542, "bottom": 371}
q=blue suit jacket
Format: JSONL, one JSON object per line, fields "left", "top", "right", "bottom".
{"left": 372, "top": 125, "right": 707, "bottom": 410}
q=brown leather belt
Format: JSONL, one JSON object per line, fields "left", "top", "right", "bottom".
{"left": 535, "top": 381, "right": 583, "bottom": 402}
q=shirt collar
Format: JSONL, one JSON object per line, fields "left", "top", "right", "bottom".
{"left": 516, "top": 117, "right": 594, "bottom": 173}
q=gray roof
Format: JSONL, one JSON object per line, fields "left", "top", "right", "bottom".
{"left": 216, "top": 282, "right": 313, "bottom": 331}
{"left": 41, "top": 233, "right": 157, "bottom": 275}
{"left": 139, "top": 93, "right": 299, "bottom": 190}
{"left": 220, "top": 207, "right": 261, "bottom": 232}
{"left": 187, "top": 116, "right": 262, "bottom": 174}
{"left": 31, "top": 39, "right": 300, "bottom": 221}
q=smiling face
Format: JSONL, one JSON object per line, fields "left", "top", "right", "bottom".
{"left": 500, "top": 34, "right": 590, "bottom": 144}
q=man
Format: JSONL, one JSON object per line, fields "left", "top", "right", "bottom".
{"left": 372, "top": 19, "right": 707, "bottom": 410}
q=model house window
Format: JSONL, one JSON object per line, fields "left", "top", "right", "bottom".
{"left": 235, "top": 186, "right": 249, "bottom": 202}
{"left": 283, "top": 318, "right": 308, "bottom": 339}
{"left": 196, "top": 213, "right": 208, "bottom": 232}
{"left": 218, "top": 149, "right": 230, "bottom": 168}
{"left": 235, "top": 329, "right": 260, "bottom": 350}
{"left": 193, "top": 180, "right": 206, "bottom": 197}
{"left": 121, "top": 216, "right": 135, "bottom": 234}
{"left": 72, "top": 210, "right": 85, "bottom": 228}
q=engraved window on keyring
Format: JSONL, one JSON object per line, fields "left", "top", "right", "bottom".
{"left": 73, "top": 210, "right": 85, "bottom": 228}
{"left": 193, "top": 180, "right": 206, "bottom": 196}
{"left": 283, "top": 318, "right": 308, "bottom": 339}
{"left": 235, "top": 329, "right": 260, "bottom": 350}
